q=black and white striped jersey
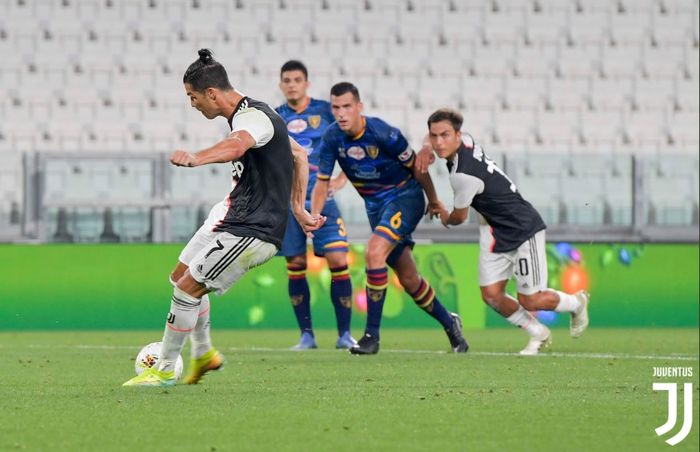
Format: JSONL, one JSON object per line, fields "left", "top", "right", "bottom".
{"left": 446, "top": 134, "right": 546, "bottom": 252}
{"left": 213, "top": 96, "right": 293, "bottom": 249}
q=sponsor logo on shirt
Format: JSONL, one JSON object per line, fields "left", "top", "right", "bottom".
{"left": 351, "top": 164, "right": 380, "bottom": 179}
{"left": 347, "top": 146, "right": 366, "bottom": 160}
{"left": 287, "top": 118, "right": 307, "bottom": 133}
{"left": 231, "top": 161, "right": 245, "bottom": 181}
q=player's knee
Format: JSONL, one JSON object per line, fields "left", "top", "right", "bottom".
{"left": 517, "top": 293, "right": 538, "bottom": 310}
{"left": 170, "top": 262, "right": 188, "bottom": 286}
{"left": 480, "top": 288, "right": 500, "bottom": 308}
{"left": 286, "top": 254, "right": 307, "bottom": 268}
{"left": 398, "top": 272, "right": 420, "bottom": 292}
{"left": 365, "top": 247, "right": 385, "bottom": 268}
{"left": 325, "top": 253, "right": 347, "bottom": 269}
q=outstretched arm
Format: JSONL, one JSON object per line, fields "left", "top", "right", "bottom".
{"left": 290, "top": 137, "right": 325, "bottom": 234}
{"left": 169, "top": 130, "right": 256, "bottom": 167}
{"left": 438, "top": 206, "right": 469, "bottom": 228}
{"left": 328, "top": 171, "right": 348, "bottom": 196}
{"left": 414, "top": 133, "right": 436, "bottom": 174}
{"left": 411, "top": 164, "right": 445, "bottom": 218}
{"left": 311, "top": 178, "right": 329, "bottom": 218}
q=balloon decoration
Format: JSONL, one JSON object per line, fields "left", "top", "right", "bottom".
{"left": 548, "top": 241, "right": 591, "bottom": 296}
{"left": 255, "top": 273, "right": 275, "bottom": 288}
{"left": 561, "top": 264, "right": 589, "bottom": 293}
{"left": 600, "top": 248, "right": 615, "bottom": 268}
{"left": 355, "top": 290, "right": 367, "bottom": 313}
{"left": 248, "top": 305, "right": 264, "bottom": 325}
{"left": 599, "top": 244, "right": 643, "bottom": 269}
{"left": 536, "top": 310, "right": 558, "bottom": 325}
{"left": 618, "top": 248, "right": 632, "bottom": 266}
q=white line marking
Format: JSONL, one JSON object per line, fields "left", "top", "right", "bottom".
{"left": 18, "top": 344, "right": 699, "bottom": 361}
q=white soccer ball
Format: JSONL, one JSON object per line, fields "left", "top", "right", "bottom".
{"left": 134, "top": 341, "right": 184, "bottom": 380}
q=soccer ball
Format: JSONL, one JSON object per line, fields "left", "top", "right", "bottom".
{"left": 134, "top": 341, "right": 184, "bottom": 379}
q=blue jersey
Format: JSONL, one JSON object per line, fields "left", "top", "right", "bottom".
{"left": 275, "top": 98, "right": 335, "bottom": 198}
{"left": 317, "top": 116, "right": 421, "bottom": 212}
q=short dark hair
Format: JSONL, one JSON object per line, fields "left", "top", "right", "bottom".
{"left": 183, "top": 49, "right": 233, "bottom": 92}
{"left": 280, "top": 60, "right": 308, "bottom": 79}
{"left": 427, "top": 108, "right": 463, "bottom": 131}
{"left": 330, "top": 82, "right": 360, "bottom": 102}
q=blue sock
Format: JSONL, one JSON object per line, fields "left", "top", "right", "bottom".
{"left": 287, "top": 263, "right": 312, "bottom": 335}
{"left": 410, "top": 278, "right": 454, "bottom": 329}
{"left": 330, "top": 265, "right": 353, "bottom": 336}
{"left": 365, "top": 267, "right": 388, "bottom": 337}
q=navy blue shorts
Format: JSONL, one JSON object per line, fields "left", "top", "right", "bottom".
{"left": 278, "top": 198, "right": 349, "bottom": 257}
{"left": 368, "top": 190, "right": 424, "bottom": 267}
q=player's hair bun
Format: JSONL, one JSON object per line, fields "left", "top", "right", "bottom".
{"left": 198, "top": 49, "right": 213, "bottom": 64}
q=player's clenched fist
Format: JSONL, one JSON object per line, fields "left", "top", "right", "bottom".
{"left": 169, "top": 150, "right": 198, "bottom": 167}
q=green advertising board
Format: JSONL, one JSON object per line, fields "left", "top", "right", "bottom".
{"left": 0, "top": 243, "right": 697, "bottom": 330}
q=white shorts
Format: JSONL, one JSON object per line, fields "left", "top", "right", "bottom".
{"left": 478, "top": 228, "right": 547, "bottom": 296}
{"left": 179, "top": 200, "right": 228, "bottom": 266}
{"left": 179, "top": 201, "right": 278, "bottom": 295}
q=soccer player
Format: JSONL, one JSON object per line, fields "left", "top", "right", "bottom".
{"left": 421, "top": 108, "right": 590, "bottom": 355}
{"left": 311, "top": 82, "right": 469, "bottom": 355}
{"left": 123, "top": 49, "right": 324, "bottom": 387}
{"left": 275, "top": 60, "right": 355, "bottom": 350}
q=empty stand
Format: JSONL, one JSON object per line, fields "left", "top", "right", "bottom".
{"left": 0, "top": 0, "right": 697, "bottom": 237}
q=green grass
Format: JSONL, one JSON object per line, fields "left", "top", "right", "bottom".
{"left": 0, "top": 328, "right": 698, "bottom": 452}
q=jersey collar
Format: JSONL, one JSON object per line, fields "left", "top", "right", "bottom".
{"left": 288, "top": 96, "right": 311, "bottom": 113}
{"left": 227, "top": 96, "right": 250, "bottom": 130}
{"left": 351, "top": 116, "right": 366, "bottom": 141}
{"left": 446, "top": 143, "right": 467, "bottom": 172}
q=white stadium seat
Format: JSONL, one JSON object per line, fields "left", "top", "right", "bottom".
{"left": 0, "top": 0, "right": 695, "bottom": 163}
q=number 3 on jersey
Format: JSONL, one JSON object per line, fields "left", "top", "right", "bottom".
{"left": 390, "top": 211, "right": 402, "bottom": 229}
{"left": 337, "top": 218, "right": 347, "bottom": 237}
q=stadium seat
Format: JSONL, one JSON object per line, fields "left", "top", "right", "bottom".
{"left": 632, "top": 77, "right": 675, "bottom": 111}
{"left": 441, "top": 7, "right": 486, "bottom": 51}
{"left": 523, "top": 8, "right": 567, "bottom": 45}
{"left": 674, "top": 77, "right": 700, "bottom": 111}
{"left": 651, "top": 10, "right": 694, "bottom": 47}
{"left": 565, "top": 11, "right": 610, "bottom": 47}
{"left": 589, "top": 77, "right": 634, "bottom": 112}
{"left": 507, "top": 153, "right": 564, "bottom": 224}
{"left": 469, "top": 43, "right": 517, "bottom": 77}
{"left": 545, "top": 77, "right": 591, "bottom": 111}
{"left": 45, "top": 121, "right": 91, "bottom": 153}
{"left": 554, "top": 44, "right": 602, "bottom": 79}
{"left": 372, "top": 80, "right": 415, "bottom": 109}
{"left": 640, "top": 44, "right": 685, "bottom": 79}
{"left": 492, "top": 110, "right": 537, "bottom": 152}
{"left": 461, "top": 109, "right": 497, "bottom": 146}
{"left": 645, "top": 154, "right": 698, "bottom": 225}
{"left": 621, "top": 110, "right": 667, "bottom": 153}
{"left": 560, "top": 171, "right": 606, "bottom": 224}
{"left": 503, "top": 76, "right": 548, "bottom": 111}
{"left": 608, "top": 10, "right": 653, "bottom": 47}
{"left": 513, "top": 43, "right": 558, "bottom": 77}
{"left": 461, "top": 75, "right": 506, "bottom": 111}
{"left": 667, "top": 111, "right": 700, "bottom": 151}
{"left": 599, "top": 44, "right": 644, "bottom": 78}
{"left": 579, "top": 110, "right": 625, "bottom": 151}
{"left": 534, "top": 109, "right": 579, "bottom": 152}
{"left": 480, "top": 10, "right": 527, "bottom": 46}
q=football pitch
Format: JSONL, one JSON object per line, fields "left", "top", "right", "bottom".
{"left": 1, "top": 328, "right": 698, "bottom": 452}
